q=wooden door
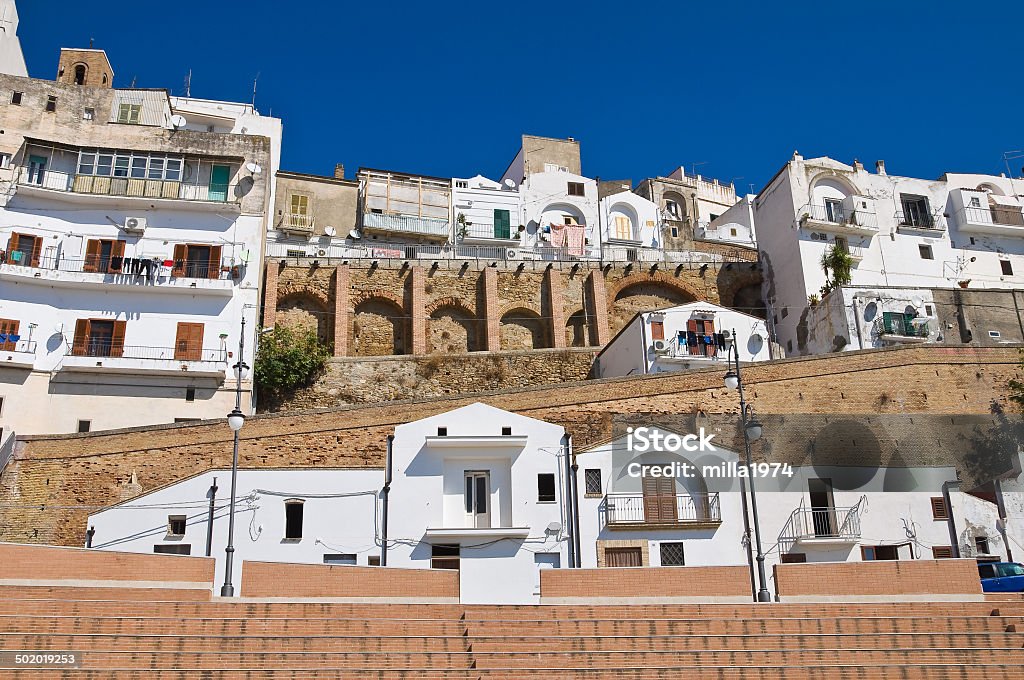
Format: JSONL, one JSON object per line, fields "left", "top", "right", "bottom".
{"left": 208, "top": 165, "right": 230, "bottom": 202}
{"left": 174, "top": 322, "right": 204, "bottom": 361}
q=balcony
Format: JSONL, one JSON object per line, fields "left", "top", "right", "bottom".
{"left": 14, "top": 168, "right": 241, "bottom": 212}
{"left": 0, "top": 339, "right": 37, "bottom": 369}
{"left": 800, "top": 204, "right": 878, "bottom": 236}
{"left": 281, "top": 213, "right": 314, "bottom": 236}
{"left": 460, "top": 223, "right": 518, "bottom": 246}
{"left": 956, "top": 205, "right": 1024, "bottom": 237}
{"left": 61, "top": 345, "right": 228, "bottom": 377}
{"left": 0, "top": 255, "right": 236, "bottom": 296}
{"left": 895, "top": 211, "right": 945, "bottom": 234}
{"left": 780, "top": 506, "right": 861, "bottom": 545}
{"left": 604, "top": 492, "right": 722, "bottom": 530}
{"left": 362, "top": 212, "right": 450, "bottom": 241}
{"left": 876, "top": 313, "right": 931, "bottom": 344}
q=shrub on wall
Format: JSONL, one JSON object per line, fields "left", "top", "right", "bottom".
{"left": 1010, "top": 349, "right": 1024, "bottom": 410}
{"left": 255, "top": 325, "right": 330, "bottom": 407}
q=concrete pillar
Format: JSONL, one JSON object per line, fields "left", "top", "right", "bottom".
{"left": 332, "top": 264, "right": 349, "bottom": 357}
{"left": 546, "top": 267, "right": 566, "bottom": 349}
{"left": 483, "top": 267, "right": 501, "bottom": 351}
{"left": 261, "top": 261, "right": 278, "bottom": 329}
{"left": 410, "top": 266, "right": 426, "bottom": 355}
{"left": 587, "top": 270, "right": 611, "bottom": 346}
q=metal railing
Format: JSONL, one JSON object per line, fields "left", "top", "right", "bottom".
{"left": 2, "top": 254, "right": 235, "bottom": 281}
{"left": 16, "top": 167, "right": 237, "bottom": 204}
{"left": 605, "top": 492, "right": 722, "bottom": 525}
{"left": 0, "top": 339, "right": 36, "bottom": 353}
{"left": 71, "top": 343, "right": 227, "bottom": 362}
{"left": 959, "top": 205, "right": 1024, "bottom": 228}
{"left": 895, "top": 211, "right": 940, "bottom": 229}
{"left": 464, "top": 224, "right": 515, "bottom": 240}
{"left": 801, "top": 204, "right": 878, "bottom": 230}
{"left": 878, "top": 313, "right": 930, "bottom": 338}
{"left": 362, "top": 212, "right": 450, "bottom": 238}
{"left": 781, "top": 506, "right": 861, "bottom": 543}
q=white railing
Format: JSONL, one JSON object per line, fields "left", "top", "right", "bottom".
{"left": 780, "top": 506, "right": 862, "bottom": 544}
{"left": 15, "top": 167, "right": 237, "bottom": 204}
{"left": 959, "top": 205, "right": 1024, "bottom": 228}
{"left": 362, "top": 212, "right": 450, "bottom": 238}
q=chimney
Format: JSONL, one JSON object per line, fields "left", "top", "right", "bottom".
{"left": 875, "top": 160, "right": 887, "bottom": 176}
{"left": 853, "top": 159, "right": 864, "bottom": 172}
{"left": 334, "top": 163, "right": 345, "bottom": 180}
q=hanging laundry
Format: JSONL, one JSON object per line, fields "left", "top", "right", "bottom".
{"left": 549, "top": 223, "right": 566, "bottom": 248}
{"left": 565, "top": 225, "right": 585, "bottom": 257}
{"left": 686, "top": 331, "right": 698, "bottom": 346}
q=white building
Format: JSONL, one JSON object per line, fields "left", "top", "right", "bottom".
{"left": 0, "top": 48, "right": 281, "bottom": 437}
{"left": 511, "top": 166, "right": 599, "bottom": 258}
{"left": 0, "top": 0, "right": 27, "bottom": 78}
{"left": 599, "top": 189, "right": 661, "bottom": 255}
{"left": 703, "top": 194, "right": 757, "bottom": 247}
{"left": 753, "top": 153, "right": 1024, "bottom": 356}
{"left": 451, "top": 174, "right": 522, "bottom": 249}
{"left": 592, "top": 301, "right": 774, "bottom": 378}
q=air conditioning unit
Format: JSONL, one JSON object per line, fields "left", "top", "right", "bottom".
{"left": 506, "top": 248, "right": 518, "bottom": 260}
{"left": 123, "top": 216, "right": 147, "bottom": 233}
{"left": 317, "top": 249, "right": 327, "bottom": 257}
{"left": 652, "top": 339, "right": 671, "bottom": 354}
{"left": 721, "top": 329, "right": 732, "bottom": 341}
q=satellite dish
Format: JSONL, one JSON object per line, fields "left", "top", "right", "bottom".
{"left": 546, "top": 521, "right": 562, "bottom": 533}
{"left": 348, "top": 229, "right": 362, "bottom": 240}
{"left": 504, "top": 178, "right": 516, "bottom": 189}
{"left": 245, "top": 162, "right": 263, "bottom": 175}
{"left": 324, "top": 226, "right": 337, "bottom": 237}
{"left": 911, "top": 297, "right": 924, "bottom": 310}
{"left": 170, "top": 115, "right": 187, "bottom": 129}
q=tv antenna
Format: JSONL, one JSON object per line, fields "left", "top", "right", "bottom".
{"left": 184, "top": 69, "right": 192, "bottom": 98}
{"left": 251, "top": 72, "right": 260, "bottom": 108}
{"left": 1002, "top": 150, "right": 1024, "bottom": 179}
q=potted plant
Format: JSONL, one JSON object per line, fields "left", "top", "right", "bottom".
{"left": 958, "top": 279, "right": 971, "bottom": 288}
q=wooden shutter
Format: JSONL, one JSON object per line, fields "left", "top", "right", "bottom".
{"left": 493, "top": 209, "right": 510, "bottom": 239}
{"left": 650, "top": 320, "right": 665, "bottom": 341}
{"left": 932, "top": 546, "right": 953, "bottom": 559}
{"left": 605, "top": 547, "right": 642, "bottom": 568}
{"left": 83, "top": 239, "right": 101, "bottom": 272}
{"left": 110, "top": 240, "right": 126, "bottom": 272}
{"left": 29, "top": 235, "right": 41, "bottom": 267}
{"left": 641, "top": 468, "right": 677, "bottom": 523}
{"left": 110, "top": 320, "right": 126, "bottom": 358}
{"left": 780, "top": 552, "right": 807, "bottom": 564}
{"left": 174, "top": 322, "right": 204, "bottom": 361}
{"left": 0, "top": 318, "right": 19, "bottom": 351}
{"left": 7, "top": 233, "right": 19, "bottom": 262}
{"left": 930, "top": 497, "right": 949, "bottom": 520}
{"left": 72, "top": 319, "right": 90, "bottom": 356}
{"left": 208, "top": 245, "right": 222, "bottom": 280}
{"left": 171, "top": 244, "right": 187, "bottom": 277}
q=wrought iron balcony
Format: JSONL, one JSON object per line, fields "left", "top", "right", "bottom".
{"left": 957, "top": 205, "right": 1024, "bottom": 237}
{"left": 800, "top": 204, "right": 878, "bottom": 234}
{"left": 62, "top": 343, "right": 228, "bottom": 377}
{"left": 604, "top": 492, "right": 722, "bottom": 529}
{"left": 895, "top": 211, "right": 943, "bottom": 231}
{"left": 780, "top": 506, "right": 861, "bottom": 545}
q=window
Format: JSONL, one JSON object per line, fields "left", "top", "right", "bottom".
{"left": 584, "top": 469, "right": 602, "bottom": 496}
{"left": 167, "top": 515, "right": 186, "bottom": 536}
{"left": 979, "top": 563, "right": 997, "bottom": 579}
{"left": 76, "top": 150, "right": 183, "bottom": 182}
{"left": 437, "top": 427, "right": 448, "bottom": 436}
{"left": 664, "top": 200, "right": 681, "bottom": 219}
{"left": 431, "top": 544, "right": 460, "bottom": 570}
{"left": 323, "top": 553, "right": 357, "bottom": 565}
{"left": 932, "top": 546, "right": 954, "bottom": 559}
{"left": 77, "top": 420, "right": 91, "bottom": 433}
{"left": 975, "top": 536, "right": 990, "bottom": 554}
{"left": 0, "top": 319, "right": 20, "bottom": 351}
{"left": 613, "top": 215, "right": 632, "bottom": 240}
{"left": 284, "top": 500, "right": 304, "bottom": 540}
{"left": 45, "top": 96, "right": 57, "bottom": 113}
{"left": 368, "top": 556, "right": 381, "bottom": 566}
{"left": 730, "top": 227, "right": 737, "bottom": 236}
{"left": 455, "top": 180, "right": 468, "bottom": 189}
{"left": 83, "top": 108, "right": 95, "bottom": 121}
{"left": 537, "top": 473, "right": 556, "bottom": 503}
{"left": 930, "top": 497, "right": 949, "bottom": 520}
{"left": 998, "top": 563, "right": 1024, "bottom": 577}
{"left": 670, "top": 226, "right": 678, "bottom": 238}
{"left": 861, "top": 545, "right": 898, "bottom": 561}
{"left": 1000, "top": 260, "right": 1013, "bottom": 276}
{"left": 27, "top": 156, "right": 46, "bottom": 185}
{"left": 83, "top": 239, "right": 126, "bottom": 273}
{"left": 174, "top": 322, "right": 205, "bottom": 362}
{"left": 501, "top": 427, "right": 512, "bottom": 436}
{"left": 116, "top": 103, "right": 142, "bottom": 125}
{"left": 0, "top": 153, "right": 10, "bottom": 169}
{"left": 185, "top": 387, "right": 196, "bottom": 402}
{"left": 605, "top": 547, "right": 643, "bottom": 567}
{"left": 969, "top": 196, "right": 981, "bottom": 208}
{"left": 990, "top": 330, "right": 1002, "bottom": 339}
{"left": 824, "top": 198, "right": 844, "bottom": 223}
{"left": 781, "top": 552, "right": 807, "bottom": 563}
{"left": 465, "top": 471, "right": 489, "bottom": 527}
{"left": 567, "top": 182, "right": 585, "bottom": 197}
{"left": 659, "top": 542, "right": 685, "bottom": 566}
{"left": 153, "top": 544, "right": 191, "bottom": 555}
{"left": 73, "top": 64, "right": 86, "bottom": 85}
{"left": 72, "top": 319, "right": 126, "bottom": 358}
{"left": 918, "top": 244, "right": 933, "bottom": 260}
{"left": 493, "top": 209, "right": 511, "bottom": 239}
{"left": 925, "top": 305, "right": 933, "bottom": 316}
{"left": 11, "top": 91, "right": 22, "bottom": 105}
{"left": 901, "top": 195, "right": 931, "bottom": 227}
{"left": 289, "top": 194, "right": 309, "bottom": 221}
{"left": 171, "top": 243, "right": 222, "bottom": 279}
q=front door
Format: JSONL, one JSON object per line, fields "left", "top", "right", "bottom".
{"left": 464, "top": 471, "right": 490, "bottom": 528}
{"left": 808, "top": 478, "right": 837, "bottom": 537}
{"left": 208, "top": 165, "right": 230, "bottom": 202}
{"left": 642, "top": 465, "right": 677, "bottom": 523}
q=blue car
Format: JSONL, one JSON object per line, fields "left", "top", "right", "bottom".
{"left": 978, "top": 562, "right": 1024, "bottom": 592}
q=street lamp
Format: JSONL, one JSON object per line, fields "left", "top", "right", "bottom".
{"left": 220, "top": 316, "right": 249, "bottom": 597}
{"left": 724, "top": 328, "right": 772, "bottom": 603}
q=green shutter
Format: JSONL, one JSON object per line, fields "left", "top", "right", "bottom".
{"left": 882, "top": 312, "right": 895, "bottom": 334}
{"left": 493, "top": 209, "right": 511, "bottom": 239}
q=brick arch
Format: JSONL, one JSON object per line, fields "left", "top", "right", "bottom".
{"left": 277, "top": 284, "right": 330, "bottom": 310}
{"left": 427, "top": 301, "right": 480, "bottom": 354}
{"left": 352, "top": 293, "right": 408, "bottom": 356}
{"left": 276, "top": 292, "right": 332, "bottom": 345}
{"left": 351, "top": 290, "right": 405, "bottom": 311}
{"left": 609, "top": 274, "right": 700, "bottom": 335}
{"left": 499, "top": 306, "right": 550, "bottom": 351}
{"left": 426, "top": 296, "right": 476, "bottom": 317}
{"left": 607, "top": 272, "right": 703, "bottom": 303}
{"left": 565, "top": 308, "right": 590, "bottom": 348}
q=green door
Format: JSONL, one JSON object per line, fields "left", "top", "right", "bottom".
{"left": 493, "top": 209, "right": 511, "bottom": 239}
{"left": 208, "top": 165, "right": 230, "bottom": 202}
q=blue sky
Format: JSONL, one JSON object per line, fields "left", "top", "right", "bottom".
{"left": 18, "top": 1, "right": 1024, "bottom": 190}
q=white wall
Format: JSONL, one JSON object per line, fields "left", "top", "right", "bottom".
{"left": 520, "top": 170, "right": 599, "bottom": 252}
{"left": 451, "top": 175, "right": 522, "bottom": 245}
{"left": 600, "top": 191, "right": 660, "bottom": 247}
{"left": 0, "top": 1, "right": 27, "bottom": 78}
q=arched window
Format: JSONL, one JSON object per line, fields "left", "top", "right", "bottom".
{"left": 73, "top": 64, "right": 87, "bottom": 86}
{"left": 664, "top": 199, "right": 681, "bottom": 219}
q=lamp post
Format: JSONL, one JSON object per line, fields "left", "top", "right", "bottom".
{"left": 724, "top": 328, "right": 772, "bottom": 603}
{"left": 220, "top": 316, "right": 248, "bottom": 597}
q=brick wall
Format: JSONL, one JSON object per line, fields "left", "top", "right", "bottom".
{"left": 240, "top": 560, "right": 459, "bottom": 600}
{"left": 1, "top": 345, "right": 1020, "bottom": 547}
{"left": 0, "top": 542, "right": 215, "bottom": 583}
{"left": 773, "top": 559, "right": 984, "bottom": 601}
{"left": 541, "top": 565, "right": 750, "bottom": 601}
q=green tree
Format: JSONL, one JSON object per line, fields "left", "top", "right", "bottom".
{"left": 1010, "top": 349, "right": 1024, "bottom": 410}
{"left": 819, "top": 245, "right": 854, "bottom": 297}
{"left": 254, "top": 325, "right": 330, "bottom": 407}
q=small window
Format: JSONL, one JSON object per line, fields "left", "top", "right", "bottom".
{"left": 585, "top": 469, "right": 602, "bottom": 496}
{"left": 975, "top": 536, "right": 990, "bottom": 554}
{"left": 918, "top": 244, "right": 933, "bottom": 260}
{"left": 431, "top": 544, "right": 460, "bottom": 570}
{"left": 537, "top": 473, "right": 556, "bottom": 503}
{"left": 861, "top": 545, "right": 898, "bottom": 561}
{"left": 11, "top": 91, "right": 22, "bottom": 105}
{"left": 924, "top": 305, "right": 933, "bottom": 316}
{"left": 185, "top": 387, "right": 196, "bottom": 402}
{"left": 659, "top": 542, "right": 685, "bottom": 566}
{"left": 0, "top": 153, "right": 10, "bottom": 169}
{"left": 730, "top": 228, "right": 737, "bottom": 236}
{"left": 83, "top": 107, "right": 95, "bottom": 121}
{"left": 969, "top": 196, "right": 981, "bottom": 208}
{"left": 368, "top": 555, "right": 381, "bottom": 566}
{"left": 455, "top": 180, "right": 468, "bottom": 189}
{"left": 284, "top": 500, "right": 304, "bottom": 540}
{"left": 932, "top": 546, "right": 954, "bottom": 559}
{"left": 781, "top": 552, "right": 807, "bottom": 564}
{"left": 168, "top": 515, "right": 186, "bottom": 536}
{"left": 323, "top": 553, "right": 357, "bottom": 565}
{"left": 154, "top": 544, "right": 191, "bottom": 555}
{"left": 650, "top": 320, "right": 665, "bottom": 341}
{"left": 567, "top": 182, "right": 585, "bottom": 197}
{"left": 670, "top": 226, "right": 678, "bottom": 238}
{"left": 77, "top": 420, "right": 91, "bottom": 433}
{"left": 501, "top": 427, "right": 512, "bottom": 436}
{"left": 437, "top": 427, "right": 448, "bottom": 436}
{"left": 989, "top": 330, "right": 1002, "bottom": 339}
{"left": 45, "top": 96, "right": 57, "bottom": 113}
{"left": 1000, "top": 260, "right": 1013, "bottom": 276}
{"left": 930, "top": 497, "right": 949, "bottom": 520}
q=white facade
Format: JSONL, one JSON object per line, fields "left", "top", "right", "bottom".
{"left": 599, "top": 190, "right": 661, "bottom": 250}
{"left": 512, "top": 168, "right": 600, "bottom": 257}
{"left": 593, "top": 301, "right": 774, "bottom": 378}
{"left": 0, "top": 1, "right": 27, "bottom": 78}
{"left": 703, "top": 195, "right": 757, "bottom": 247}
{"left": 451, "top": 175, "right": 522, "bottom": 247}
{"left": 753, "top": 154, "right": 1024, "bottom": 355}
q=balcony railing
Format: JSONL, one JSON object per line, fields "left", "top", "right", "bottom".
{"left": 16, "top": 167, "right": 237, "bottom": 204}
{"left": 284, "top": 213, "right": 314, "bottom": 233}
{"left": 959, "top": 205, "right": 1024, "bottom": 229}
{"left": 2, "top": 254, "right": 236, "bottom": 281}
{"left": 605, "top": 492, "right": 721, "bottom": 527}
{"left": 780, "top": 506, "right": 862, "bottom": 544}
{"left": 877, "top": 313, "right": 930, "bottom": 339}
{"left": 895, "top": 211, "right": 941, "bottom": 230}
{"left": 362, "top": 212, "right": 450, "bottom": 238}
{"left": 801, "top": 204, "right": 878, "bottom": 230}
{"left": 463, "top": 224, "right": 515, "bottom": 241}
{"left": 0, "top": 339, "right": 36, "bottom": 354}
{"left": 71, "top": 343, "right": 227, "bottom": 362}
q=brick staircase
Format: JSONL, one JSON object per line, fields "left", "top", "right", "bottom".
{"left": 1, "top": 587, "right": 1023, "bottom": 678}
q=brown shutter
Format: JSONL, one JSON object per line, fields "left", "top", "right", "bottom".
{"left": 83, "top": 239, "right": 101, "bottom": 272}
{"left": 0, "top": 318, "right": 18, "bottom": 351}
{"left": 605, "top": 547, "right": 642, "bottom": 568}
{"left": 208, "top": 245, "right": 222, "bottom": 280}
{"left": 110, "top": 240, "right": 126, "bottom": 272}
{"left": 29, "top": 236, "right": 42, "bottom": 267}
{"left": 171, "top": 244, "right": 187, "bottom": 277}
{"left": 930, "top": 497, "right": 949, "bottom": 520}
{"left": 7, "top": 233, "right": 19, "bottom": 262}
{"left": 932, "top": 546, "right": 953, "bottom": 559}
{"left": 110, "top": 320, "right": 127, "bottom": 358}
{"left": 174, "top": 322, "right": 204, "bottom": 361}
{"left": 72, "top": 319, "right": 90, "bottom": 356}
{"left": 650, "top": 320, "right": 664, "bottom": 341}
